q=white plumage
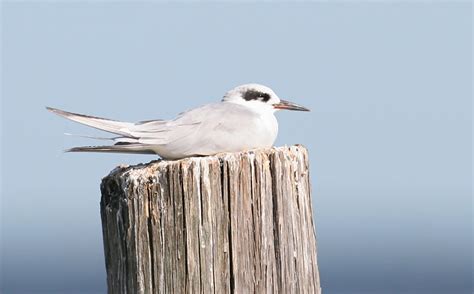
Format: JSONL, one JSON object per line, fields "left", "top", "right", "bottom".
{"left": 47, "top": 83, "right": 309, "bottom": 159}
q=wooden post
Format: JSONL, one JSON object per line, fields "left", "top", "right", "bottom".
{"left": 100, "top": 145, "right": 321, "bottom": 294}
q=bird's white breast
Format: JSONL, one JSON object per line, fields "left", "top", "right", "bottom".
{"left": 256, "top": 111, "right": 278, "bottom": 147}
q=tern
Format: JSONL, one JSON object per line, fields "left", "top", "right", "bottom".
{"left": 47, "top": 83, "right": 309, "bottom": 159}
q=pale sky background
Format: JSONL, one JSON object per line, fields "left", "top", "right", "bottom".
{"left": 1, "top": 2, "right": 472, "bottom": 294}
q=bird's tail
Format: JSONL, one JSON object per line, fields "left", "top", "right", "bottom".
{"left": 66, "top": 143, "right": 155, "bottom": 154}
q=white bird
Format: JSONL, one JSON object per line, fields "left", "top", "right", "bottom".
{"left": 47, "top": 83, "right": 309, "bottom": 159}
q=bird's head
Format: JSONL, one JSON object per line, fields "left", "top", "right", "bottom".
{"left": 222, "top": 83, "right": 310, "bottom": 113}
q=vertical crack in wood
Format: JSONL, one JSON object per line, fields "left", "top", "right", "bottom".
{"left": 205, "top": 161, "right": 217, "bottom": 294}
{"left": 158, "top": 167, "right": 166, "bottom": 293}
{"left": 195, "top": 161, "right": 204, "bottom": 294}
{"left": 269, "top": 153, "right": 282, "bottom": 292}
{"left": 248, "top": 154, "right": 258, "bottom": 291}
{"left": 173, "top": 166, "right": 180, "bottom": 292}
{"left": 218, "top": 158, "right": 231, "bottom": 294}
{"left": 226, "top": 160, "right": 235, "bottom": 294}
{"left": 120, "top": 179, "right": 131, "bottom": 293}
{"left": 146, "top": 182, "right": 156, "bottom": 293}
{"left": 178, "top": 163, "right": 188, "bottom": 294}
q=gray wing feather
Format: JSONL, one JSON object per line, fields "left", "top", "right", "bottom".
{"left": 47, "top": 107, "right": 136, "bottom": 137}
{"left": 47, "top": 106, "right": 202, "bottom": 152}
{"left": 47, "top": 106, "right": 175, "bottom": 141}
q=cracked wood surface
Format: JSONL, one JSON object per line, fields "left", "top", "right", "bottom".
{"left": 100, "top": 145, "right": 321, "bottom": 294}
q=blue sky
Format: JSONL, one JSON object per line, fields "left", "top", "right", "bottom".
{"left": 1, "top": 2, "right": 472, "bottom": 293}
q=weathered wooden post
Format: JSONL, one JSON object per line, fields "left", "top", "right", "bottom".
{"left": 100, "top": 145, "right": 321, "bottom": 293}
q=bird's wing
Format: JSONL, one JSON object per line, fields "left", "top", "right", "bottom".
{"left": 122, "top": 105, "right": 210, "bottom": 145}
{"left": 47, "top": 107, "right": 174, "bottom": 141}
{"left": 47, "top": 107, "right": 137, "bottom": 137}
{"left": 152, "top": 102, "right": 261, "bottom": 157}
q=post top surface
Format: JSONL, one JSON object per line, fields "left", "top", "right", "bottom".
{"left": 104, "top": 144, "right": 308, "bottom": 181}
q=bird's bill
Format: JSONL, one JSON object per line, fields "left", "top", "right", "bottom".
{"left": 273, "top": 99, "right": 310, "bottom": 111}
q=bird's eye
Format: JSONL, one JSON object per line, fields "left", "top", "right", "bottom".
{"left": 243, "top": 90, "right": 271, "bottom": 102}
{"left": 259, "top": 93, "right": 271, "bottom": 102}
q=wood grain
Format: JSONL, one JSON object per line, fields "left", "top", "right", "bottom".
{"left": 100, "top": 145, "right": 321, "bottom": 294}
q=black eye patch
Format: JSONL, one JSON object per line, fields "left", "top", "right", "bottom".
{"left": 243, "top": 90, "right": 271, "bottom": 102}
